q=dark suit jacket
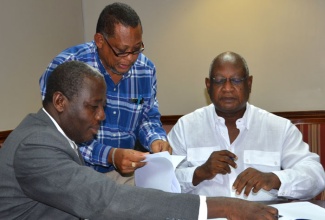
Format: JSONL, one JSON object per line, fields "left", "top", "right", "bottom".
{"left": 0, "top": 109, "right": 200, "bottom": 219}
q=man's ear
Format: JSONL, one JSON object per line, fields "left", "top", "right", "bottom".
{"left": 52, "top": 92, "right": 67, "bottom": 113}
{"left": 94, "top": 33, "right": 105, "bottom": 49}
{"left": 205, "top": 77, "right": 211, "bottom": 94}
{"left": 248, "top": 75, "right": 253, "bottom": 93}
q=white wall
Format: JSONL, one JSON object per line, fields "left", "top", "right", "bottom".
{"left": 83, "top": 0, "right": 325, "bottom": 115}
{"left": 1, "top": 0, "right": 324, "bottom": 130}
{"left": 0, "top": 0, "right": 84, "bottom": 130}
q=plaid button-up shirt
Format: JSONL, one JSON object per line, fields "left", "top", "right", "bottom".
{"left": 40, "top": 41, "right": 166, "bottom": 173}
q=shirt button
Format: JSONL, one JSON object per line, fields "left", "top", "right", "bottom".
{"left": 274, "top": 161, "right": 278, "bottom": 165}
{"left": 113, "top": 111, "right": 116, "bottom": 114}
{"left": 113, "top": 88, "right": 116, "bottom": 91}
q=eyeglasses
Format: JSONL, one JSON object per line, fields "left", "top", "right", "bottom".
{"left": 102, "top": 34, "right": 145, "bottom": 57}
{"left": 211, "top": 75, "right": 248, "bottom": 86}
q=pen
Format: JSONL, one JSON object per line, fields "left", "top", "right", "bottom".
{"left": 275, "top": 215, "right": 283, "bottom": 218}
{"left": 294, "top": 219, "right": 310, "bottom": 220}
{"left": 137, "top": 95, "right": 142, "bottom": 105}
{"left": 129, "top": 96, "right": 144, "bottom": 104}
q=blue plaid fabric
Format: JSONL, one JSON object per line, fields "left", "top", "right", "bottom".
{"left": 40, "top": 41, "right": 166, "bottom": 173}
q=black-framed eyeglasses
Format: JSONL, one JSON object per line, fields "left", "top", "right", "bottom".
{"left": 211, "top": 75, "right": 248, "bottom": 86}
{"left": 102, "top": 34, "right": 145, "bottom": 57}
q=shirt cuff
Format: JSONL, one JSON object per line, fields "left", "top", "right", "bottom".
{"left": 176, "top": 166, "right": 198, "bottom": 192}
{"left": 198, "top": 195, "right": 207, "bottom": 220}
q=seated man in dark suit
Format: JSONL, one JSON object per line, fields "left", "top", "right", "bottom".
{"left": 0, "top": 61, "right": 277, "bottom": 219}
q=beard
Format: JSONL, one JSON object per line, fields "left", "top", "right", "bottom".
{"left": 108, "top": 60, "right": 136, "bottom": 76}
{"left": 108, "top": 66, "right": 126, "bottom": 76}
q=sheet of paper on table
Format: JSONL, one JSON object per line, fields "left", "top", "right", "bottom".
{"left": 134, "top": 151, "right": 185, "bottom": 193}
{"left": 270, "top": 201, "right": 325, "bottom": 220}
{"left": 210, "top": 201, "right": 325, "bottom": 220}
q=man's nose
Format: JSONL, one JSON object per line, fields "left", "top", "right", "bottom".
{"left": 96, "top": 106, "right": 106, "bottom": 121}
{"left": 222, "top": 78, "right": 235, "bottom": 91}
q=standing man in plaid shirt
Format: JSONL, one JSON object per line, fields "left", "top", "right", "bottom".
{"left": 39, "top": 2, "right": 171, "bottom": 184}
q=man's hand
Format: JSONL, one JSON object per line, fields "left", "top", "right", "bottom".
{"left": 150, "top": 140, "right": 172, "bottom": 154}
{"left": 109, "top": 148, "right": 147, "bottom": 174}
{"left": 193, "top": 150, "right": 237, "bottom": 186}
{"left": 207, "top": 197, "right": 278, "bottom": 220}
{"left": 232, "top": 167, "right": 281, "bottom": 197}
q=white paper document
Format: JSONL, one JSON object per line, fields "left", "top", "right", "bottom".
{"left": 210, "top": 201, "right": 325, "bottom": 220}
{"left": 270, "top": 201, "right": 325, "bottom": 220}
{"left": 134, "top": 152, "right": 185, "bottom": 193}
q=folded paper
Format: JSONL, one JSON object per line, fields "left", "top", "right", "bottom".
{"left": 135, "top": 152, "right": 185, "bottom": 193}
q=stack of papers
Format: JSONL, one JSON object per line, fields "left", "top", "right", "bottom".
{"left": 210, "top": 201, "right": 325, "bottom": 220}
{"left": 270, "top": 201, "right": 325, "bottom": 220}
{"left": 134, "top": 152, "right": 185, "bottom": 193}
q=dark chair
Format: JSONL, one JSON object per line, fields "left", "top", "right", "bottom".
{"left": 0, "top": 130, "right": 12, "bottom": 149}
{"left": 294, "top": 121, "right": 325, "bottom": 200}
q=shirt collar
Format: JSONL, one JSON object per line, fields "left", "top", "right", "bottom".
{"left": 211, "top": 102, "right": 251, "bottom": 130}
{"left": 239, "top": 103, "right": 251, "bottom": 130}
{"left": 42, "top": 108, "right": 78, "bottom": 152}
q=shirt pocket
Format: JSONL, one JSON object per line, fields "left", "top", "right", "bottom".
{"left": 243, "top": 150, "right": 281, "bottom": 172}
{"left": 188, "top": 146, "right": 224, "bottom": 184}
{"left": 187, "top": 146, "right": 220, "bottom": 166}
{"left": 118, "top": 97, "right": 147, "bottom": 131}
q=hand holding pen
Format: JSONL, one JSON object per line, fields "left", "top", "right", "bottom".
{"left": 192, "top": 150, "right": 237, "bottom": 186}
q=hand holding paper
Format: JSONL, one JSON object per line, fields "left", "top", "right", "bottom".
{"left": 134, "top": 152, "right": 185, "bottom": 193}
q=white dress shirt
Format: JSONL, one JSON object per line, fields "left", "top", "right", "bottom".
{"left": 168, "top": 103, "right": 325, "bottom": 201}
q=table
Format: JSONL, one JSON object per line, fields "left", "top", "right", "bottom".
{"left": 210, "top": 200, "right": 325, "bottom": 220}
{"left": 299, "top": 200, "right": 325, "bottom": 208}
{"left": 261, "top": 199, "right": 325, "bottom": 209}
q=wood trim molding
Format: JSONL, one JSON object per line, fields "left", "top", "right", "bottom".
{"left": 160, "top": 115, "right": 182, "bottom": 125}
{"left": 0, "top": 130, "right": 12, "bottom": 147}
{"left": 272, "top": 110, "right": 325, "bottom": 119}
{"left": 272, "top": 110, "right": 325, "bottom": 124}
{"left": 161, "top": 111, "right": 325, "bottom": 125}
{"left": 0, "top": 130, "right": 12, "bottom": 140}
{"left": 1, "top": 110, "right": 325, "bottom": 146}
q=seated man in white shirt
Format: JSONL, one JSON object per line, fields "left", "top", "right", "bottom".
{"left": 168, "top": 51, "right": 325, "bottom": 201}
